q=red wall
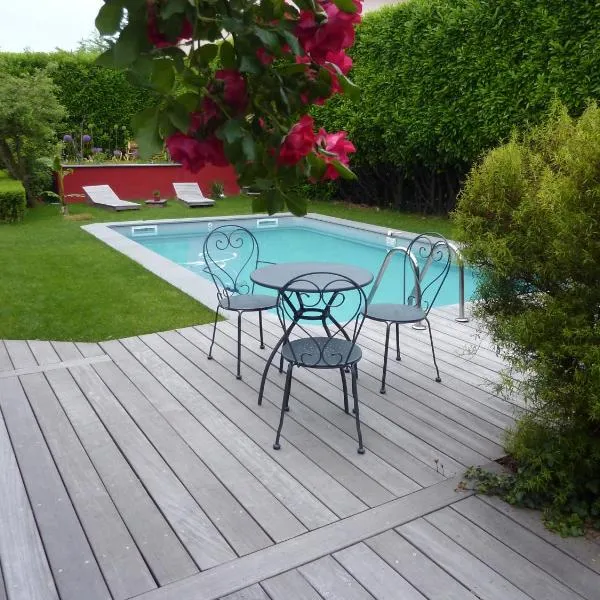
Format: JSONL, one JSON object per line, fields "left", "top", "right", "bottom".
{"left": 61, "top": 163, "right": 239, "bottom": 203}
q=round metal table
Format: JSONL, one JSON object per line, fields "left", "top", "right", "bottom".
{"left": 251, "top": 262, "right": 373, "bottom": 405}
{"left": 250, "top": 261, "right": 373, "bottom": 293}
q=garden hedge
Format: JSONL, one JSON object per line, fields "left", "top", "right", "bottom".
{"left": 314, "top": 0, "right": 600, "bottom": 213}
{"left": 0, "top": 52, "right": 155, "bottom": 153}
{"left": 0, "top": 171, "right": 26, "bottom": 223}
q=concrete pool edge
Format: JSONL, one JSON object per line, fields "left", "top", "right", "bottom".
{"left": 81, "top": 213, "right": 458, "bottom": 315}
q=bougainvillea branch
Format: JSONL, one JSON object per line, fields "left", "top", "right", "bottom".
{"left": 95, "top": 0, "right": 361, "bottom": 214}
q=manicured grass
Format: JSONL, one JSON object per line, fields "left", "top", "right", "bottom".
{"left": 0, "top": 196, "right": 454, "bottom": 342}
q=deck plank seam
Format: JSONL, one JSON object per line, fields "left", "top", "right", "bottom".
{"left": 0, "top": 355, "right": 111, "bottom": 380}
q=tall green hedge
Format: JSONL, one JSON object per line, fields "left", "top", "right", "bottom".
{"left": 0, "top": 52, "right": 155, "bottom": 152}
{"left": 0, "top": 171, "right": 26, "bottom": 223}
{"left": 315, "top": 0, "right": 600, "bottom": 213}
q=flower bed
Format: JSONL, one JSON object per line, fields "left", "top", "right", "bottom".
{"left": 61, "top": 162, "right": 239, "bottom": 203}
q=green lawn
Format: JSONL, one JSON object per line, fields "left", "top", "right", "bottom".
{"left": 0, "top": 197, "right": 453, "bottom": 342}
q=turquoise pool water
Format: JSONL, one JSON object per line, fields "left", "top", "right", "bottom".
{"left": 114, "top": 217, "right": 477, "bottom": 309}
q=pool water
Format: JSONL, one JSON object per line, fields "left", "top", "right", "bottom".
{"left": 126, "top": 222, "right": 478, "bottom": 309}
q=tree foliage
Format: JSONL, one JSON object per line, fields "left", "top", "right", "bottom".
{"left": 314, "top": 0, "right": 600, "bottom": 213}
{"left": 0, "top": 70, "right": 66, "bottom": 206}
{"left": 453, "top": 103, "right": 600, "bottom": 533}
{"left": 94, "top": 0, "right": 364, "bottom": 214}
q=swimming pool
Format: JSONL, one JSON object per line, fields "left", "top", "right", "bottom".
{"left": 83, "top": 214, "right": 477, "bottom": 314}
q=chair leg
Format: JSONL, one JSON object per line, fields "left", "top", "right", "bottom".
{"left": 258, "top": 311, "right": 265, "bottom": 349}
{"left": 351, "top": 364, "right": 365, "bottom": 454}
{"left": 208, "top": 305, "right": 220, "bottom": 360}
{"left": 380, "top": 322, "right": 391, "bottom": 394}
{"left": 273, "top": 363, "right": 294, "bottom": 450}
{"left": 340, "top": 368, "right": 349, "bottom": 414}
{"left": 395, "top": 322, "right": 401, "bottom": 361}
{"left": 236, "top": 312, "right": 243, "bottom": 380}
{"left": 425, "top": 317, "right": 442, "bottom": 382}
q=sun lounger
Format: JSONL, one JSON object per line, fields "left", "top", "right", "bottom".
{"left": 82, "top": 185, "right": 140, "bottom": 211}
{"left": 173, "top": 182, "right": 215, "bottom": 207}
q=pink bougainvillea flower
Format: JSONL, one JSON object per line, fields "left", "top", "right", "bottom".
{"left": 315, "top": 128, "right": 356, "bottom": 180}
{"left": 215, "top": 69, "right": 248, "bottom": 112}
{"left": 147, "top": 0, "right": 193, "bottom": 48}
{"left": 166, "top": 133, "right": 228, "bottom": 171}
{"left": 324, "top": 49, "right": 353, "bottom": 75}
{"left": 256, "top": 47, "right": 274, "bottom": 65}
{"left": 189, "top": 97, "right": 221, "bottom": 131}
{"left": 277, "top": 115, "right": 317, "bottom": 166}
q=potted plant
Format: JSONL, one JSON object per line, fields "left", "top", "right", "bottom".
{"left": 152, "top": 189, "right": 161, "bottom": 201}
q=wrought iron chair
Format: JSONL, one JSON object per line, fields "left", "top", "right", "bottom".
{"left": 203, "top": 224, "right": 278, "bottom": 380}
{"left": 272, "top": 272, "right": 368, "bottom": 454}
{"left": 365, "top": 232, "right": 452, "bottom": 393}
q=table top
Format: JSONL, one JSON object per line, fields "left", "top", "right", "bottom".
{"left": 251, "top": 262, "right": 373, "bottom": 292}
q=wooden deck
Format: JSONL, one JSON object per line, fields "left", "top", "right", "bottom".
{"left": 0, "top": 307, "right": 598, "bottom": 600}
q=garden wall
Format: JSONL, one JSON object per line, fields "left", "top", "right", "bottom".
{"left": 62, "top": 163, "right": 239, "bottom": 203}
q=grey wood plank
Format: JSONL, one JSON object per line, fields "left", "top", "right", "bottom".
{"left": 45, "top": 368, "right": 198, "bottom": 586}
{"left": 398, "top": 518, "right": 531, "bottom": 600}
{"left": 0, "top": 377, "right": 110, "bottom": 600}
{"left": 0, "top": 563, "right": 6, "bottom": 600}
{"left": 139, "top": 331, "right": 396, "bottom": 509}
{"left": 51, "top": 342, "right": 83, "bottom": 361}
{"left": 427, "top": 506, "right": 581, "bottom": 600}
{"left": 0, "top": 400, "right": 59, "bottom": 600}
{"left": 27, "top": 341, "right": 61, "bottom": 366}
{"left": 453, "top": 497, "right": 600, "bottom": 599}
{"left": 75, "top": 342, "right": 106, "bottom": 358}
{"left": 67, "top": 363, "right": 237, "bottom": 568}
{"left": 127, "top": 473, "right": 472, "bottom": 600}
{"left": 107, "top": 338, "right": 339, "bottom": 531}
{"left": 202, "top": 319, "right": 445, "bottom": 486}
{"left": 366, "top": 529, "right": 477, "bottom": 600}
{"left": 0, "top": 341, "right": 14, "bottom": 371}
{"left": 19, "top": 372, "right": 156, "bottom": 599}
{"left": 221, "top": 585, "right": 270, "bottom": 600}
{"left": 0, "top": 356, "right": 111, "bottom": 380}
{"left": 299, "top": 555, "right": 375, "bottom": 600}
{"left": 211, "top": 318, "right": 465, "bottom": 477}
{"left": 480, "top": 495, "right": 600, "bottom": 575}
{"left": 120, "top": 337, "right": 372, "bottom": 518}
{"left": 334, "top": 543, "right": 426, "bottom": 600}
{"left": 196, "top": 320, "right": 441, "bottom": 488}
{"left": 4, "top": 340, "right": 37, "bottom": 369}
{"left": 93, "top": 354, "right": 309, "bottom": 543}
{"left": 262, "top": 570, "right": 322, "bottom": 600}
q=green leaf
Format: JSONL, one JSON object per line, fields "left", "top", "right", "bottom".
{"left": 177, "top": 92, "right": 200, "bottom": 111}
{"left": 281, "top": 30, "right": 302, "bottom": 55}
{"left": 218, "top": 119, "right": 245, "bottom": 144}
{"left": 332, "top": 0, "right": 358, "bottom": 13}
{"left": 219, "top": 41, "right": 236, "bottom": 69}
{"left": 95, "top": 1, "right": 124, "bottom": 35}
{"left": 112, "top": 24, "right": 145, "bottom": 66}
{"left": 307, "top": 153, "right": 326, "bottom": 179}
{"left": 132, "top": 107, "right": 163, "bottom": 159}
{"left": 239, "top": 55, "right": 261, "bottom": 74}
{"left": 331, "top": 159, "right": 357, "bottom": 180}
{"left": 166, "top": 103, "right": 191, "bottom": 132}
{"left": 151, "top": 59, "right": 176, "bottom": 92}
{"left": 161, "top": 0, "right": 189, "bottom": 19}
{"left": 196, "top": 43, "right": 219, "bottom": 66}
{"left": 242, "top": 136, "right": 256, "bottom": 162}
{"left": 251, "top": 194, "right": 267, "bottom": 212}
{"left": 254, "top": 27, "right": 279, "bottom": 49}
{"left": 284, "top": 192, "right": 307, "bottom": 216}
{"left": 338, "top": 73, "right": 360, "bottom": 101}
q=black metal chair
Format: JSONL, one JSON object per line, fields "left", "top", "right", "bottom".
{"left": 365, "top": 232, "right": 452, "bottom": 393}
{"left": 203, "top": 224, "right": 278, "bottom": 380}
{"left": 272, "top": 272, "right": 368, "bottom": 454}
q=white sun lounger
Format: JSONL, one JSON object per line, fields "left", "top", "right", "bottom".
{"left": 83, "top": 185, "right": 140, "bottom": 211}
{"left": 173, "top": 182, "right": 215, "bottom": 207}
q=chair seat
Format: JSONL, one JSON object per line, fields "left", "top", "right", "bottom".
{"left": 365, "top": 302, "right": 425, "bottom": 323}
{"left": 282, "top": 337, "right": 362, "bottom": 368}
{"left": 220, "top": 294, "right": 277, "bottom": 311}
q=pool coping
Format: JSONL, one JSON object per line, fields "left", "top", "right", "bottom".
{"left": 81, "top": 212, "right": 435, "bottom": 313}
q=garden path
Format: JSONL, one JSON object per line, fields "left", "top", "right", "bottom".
{"left": 0, "top": 307, "right": 598, "bottom": 600}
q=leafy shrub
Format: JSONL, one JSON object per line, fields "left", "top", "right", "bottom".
{"left": 0, "top": 172, "right": 26, "bottom": 223}
{"left": 0, "top": 52, "right": 154, "bottom": 154}
{"left": 453, "top": 103, "right": 600, "bottom": 533}
{"left": 315, "top": 0, "right": 600, "bottom": 213}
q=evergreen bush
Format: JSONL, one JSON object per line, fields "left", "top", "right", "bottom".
{"left": 0, "top": 172, "right": 26, "bottom": 223}
{"left": 453, "top": 103, "right": 600, "bottom": 533}
{"left": 315, "top": 0, "right": 600, "bottom": 213}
